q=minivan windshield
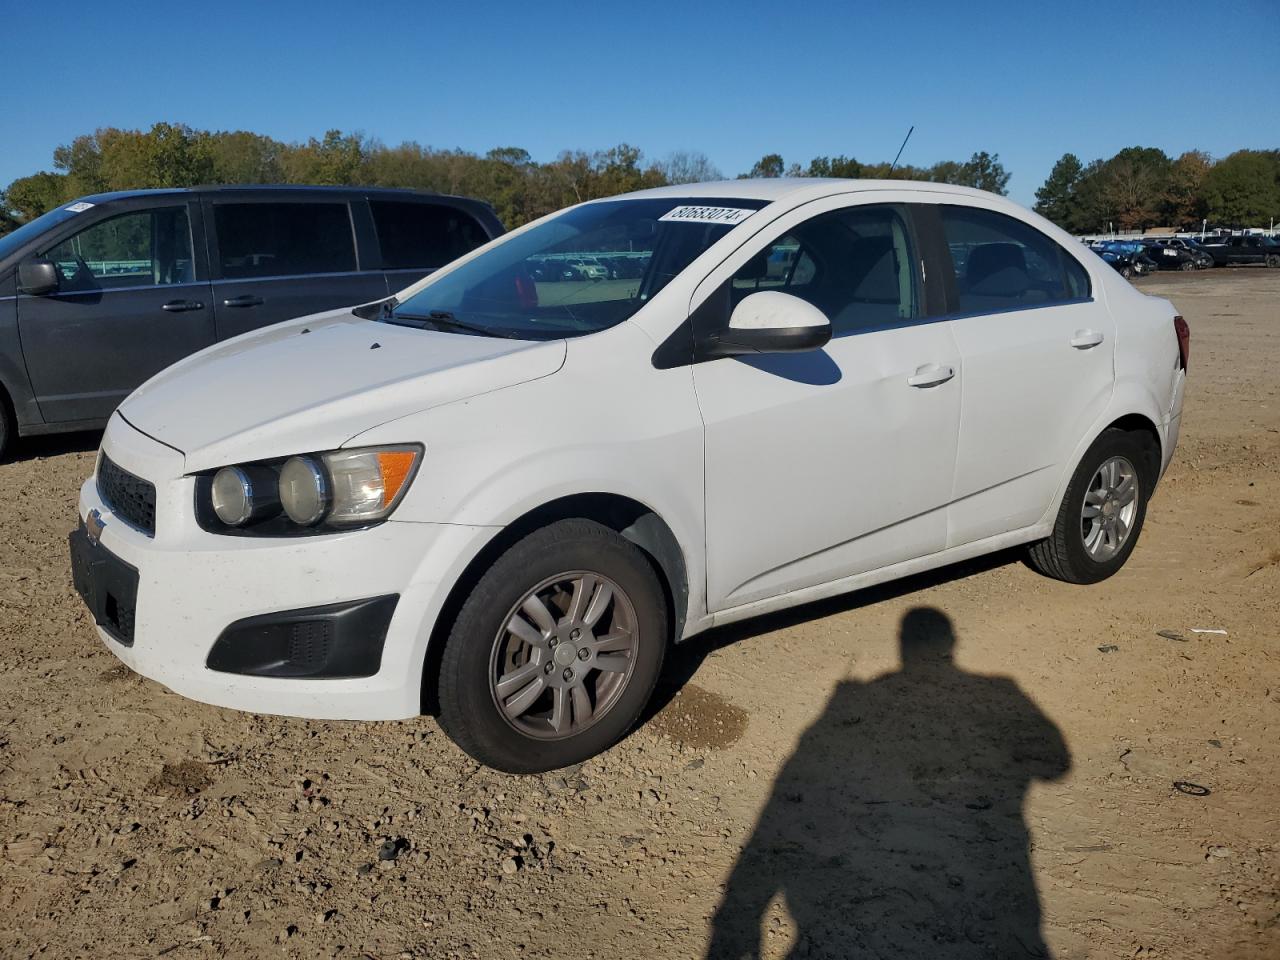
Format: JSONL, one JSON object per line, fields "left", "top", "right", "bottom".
{"left": 388, "top": 197, "right": 767, "bottom": 339}
{"left": 0, "top": 205, "right": 85, "bottom": 264}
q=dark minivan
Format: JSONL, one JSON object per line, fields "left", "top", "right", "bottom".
{"left": 0, "top": 185, "right": 503, "bottom": 457}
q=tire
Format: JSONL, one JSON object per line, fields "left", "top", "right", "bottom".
{"left": 436, "top": 519, "right": 668, "bottom": 773}
{"left": 1267, "top": 255, "right": 1280, "bottom": 268}
{"left": 0, "top": 394, "right": 13, "bottom": 463}
{"left": 1120, "top": 266, "right": 1133, "bottom": 279}
{"left": 1179, "top": 260, "right": 1194, "bottom": 271}
{"left": 1027, "top": 429, "right": 1154, "bottom": 585}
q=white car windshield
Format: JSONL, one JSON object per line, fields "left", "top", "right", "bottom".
{"left": 387, "top": 197, "right": 766, "bottom": 339}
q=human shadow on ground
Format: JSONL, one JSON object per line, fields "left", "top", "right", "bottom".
{"left": 706, "top": 607, "right": 1070, "bottom": 959}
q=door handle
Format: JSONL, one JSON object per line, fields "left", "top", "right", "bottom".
{"left": 907, "top": 363, "right": 956, "bottom": 388}
{"left": 222, "top": 295, "right": 264, "bottom": 308}
{"left": 1071, "top": 329, "right": 1105, "bottom": 349}
{"left": 162, "top": 299, "right": 204, "bottom": 312}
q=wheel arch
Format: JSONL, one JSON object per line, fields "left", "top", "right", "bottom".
{"left": 420, "top": 492, "right": 689, "bottom": 715}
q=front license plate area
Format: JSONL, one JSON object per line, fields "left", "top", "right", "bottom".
{"left": 69, "top": 524, "right": 140, "bottom": 646}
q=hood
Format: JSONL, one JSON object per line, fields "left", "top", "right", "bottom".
{"left": 120, "top": 310, "right": 567, "bottom": 472}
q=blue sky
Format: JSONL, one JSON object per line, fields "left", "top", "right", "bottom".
{"left": 3, "top": 0, "right": 1276, "bottom": 205}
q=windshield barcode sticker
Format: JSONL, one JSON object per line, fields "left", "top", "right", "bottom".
{"left": 659, "top": 205, "right": 755, "bottom": 225}
{"left": 64, "top": 201, "right": 95, "bottom": 213}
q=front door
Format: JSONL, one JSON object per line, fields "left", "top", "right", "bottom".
{"left": 205, "top": 199, "right": 388, "bottom": 340}
{"left": 17, "top": 203, "right": 214, "bottom": 423}
{"left": 694, "top": 200, "right": 961, "bottom": 612}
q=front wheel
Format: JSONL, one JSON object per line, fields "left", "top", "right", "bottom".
{"left": 1027, "top": 429, "right": 1153, "bottom": 584}
{"left": 436, "top": 519, "right": 667, "bottom": 772}
{"left": 1179, "top": 259, "right": 1195, "bottom": 271}
{"left": 1267, "top": 255, "right": 1280, "bottom": 268}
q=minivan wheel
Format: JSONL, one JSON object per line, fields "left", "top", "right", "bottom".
{"left": 1026, "top": 429, "right": 1152, "bottom": 584}
{"left": 436, "top": 519, "right": 667, "bottom": 773}
{"left": 0, "top": 398, "right": 13, "bottom": 462}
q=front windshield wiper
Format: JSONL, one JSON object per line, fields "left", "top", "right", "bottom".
{"left": 389, "top": 309, "right": 518, "bottom": 339}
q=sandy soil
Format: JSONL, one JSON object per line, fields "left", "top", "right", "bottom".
{"left": 1, "top": 270, "right": 1277, "bottom": 959}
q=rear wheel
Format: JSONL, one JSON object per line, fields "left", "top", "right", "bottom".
{"left": 436, "top": 519, "right": 667, "bottom": 773}
{"left": 1027, "top": 429, "right": 1153, "bottom": 584}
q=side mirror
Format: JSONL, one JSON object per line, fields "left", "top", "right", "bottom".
{"left": 705, "top": 290, "right": 832, "bottom": 357}
{"left": 18, "top": 258, "right": 59, "bottom": 296}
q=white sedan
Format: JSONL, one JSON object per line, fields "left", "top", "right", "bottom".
{"left": 72, "top": 179, "right": 1187, "bottom": 772}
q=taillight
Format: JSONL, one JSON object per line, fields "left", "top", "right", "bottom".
{"left": 1173, "top": 315, "right": 1190, "bottom": 371}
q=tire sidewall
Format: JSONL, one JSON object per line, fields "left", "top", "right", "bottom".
{"left": 1058, "top": 431, "right": 1152, "bottom": 583}
{"left": 439, "top": 521, "right": 667, "bottom": 773}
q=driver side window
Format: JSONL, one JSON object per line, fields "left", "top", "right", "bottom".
{"left": 731, "top": 204, "right": 920, "bottom": 337}
{"left": 43, "top": 207, "right": 194, "bottom": 291}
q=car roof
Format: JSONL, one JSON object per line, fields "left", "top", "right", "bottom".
{"left": 615, "top": 177, "right": 1005, "bottom": 204}
{"left": 74, "top": 184, "right": 486, "bottom": 205}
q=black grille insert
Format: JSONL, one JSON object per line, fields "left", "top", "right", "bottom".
{"left": 97, "top": 454, "right": 157, "bottom": 536}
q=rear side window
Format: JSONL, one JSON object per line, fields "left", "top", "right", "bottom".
{"left": 214, "top": 202, "right": 356, "bottom": 279}
{"left": 940, "top": 206, "right": 1089, "bottom": 313}
{"left": 370, "top": 201, "right": 489, "bottom": 269}
{"left": 42, "top": 207, "right": 194, "bottom": 290}
{"left": 733, "top": 204, "right": 921, "bottom": 336}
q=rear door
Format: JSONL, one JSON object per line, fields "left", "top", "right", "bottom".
{"left": 16, "top": 201, "right": 214, "bottom": 423}
{"left": 926, "top": 202, "right": 1114, "bottom": 547}
{"left": 368, "top": 198, "right": 493, "bottom": 292}
{"left": 205, "top": 196, "right": 388, "bottom": 340}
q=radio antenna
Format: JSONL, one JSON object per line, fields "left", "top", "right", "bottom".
{"left": 889, "top": 126, "right": 915, "bottom": 174}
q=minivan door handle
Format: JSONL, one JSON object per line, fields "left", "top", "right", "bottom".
{"left": 907, "top": 363, "right": 956, "bottom": 388}
{"left": 1071, "top": 329, "right": 1105, "bottom": 349}
{"left": 222, "top": 295, "right": 264, "bottom": 308}
{"left": 162, "top": 299, "right": 205, "bottom": 312}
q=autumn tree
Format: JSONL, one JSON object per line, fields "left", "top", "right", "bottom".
{"left": 1034, "top": 153, "right": 1084, "bottom": 226}
{"left": 1203, "top": 150, "right": 1280, "bottom": 226}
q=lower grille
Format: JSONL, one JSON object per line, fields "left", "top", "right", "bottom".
{"left": 97, "top": 454, "right": 157, "bottom": 536}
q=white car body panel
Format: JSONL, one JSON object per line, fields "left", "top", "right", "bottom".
{"left": 75, "top": 178, "right": 1185, "bottom": 721}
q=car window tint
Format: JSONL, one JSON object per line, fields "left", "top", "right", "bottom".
{"left": 732, "top": 204, "right": 920, "bottom": 336}
{"left": 940, "top": 205, "right": 1088, "bottom": 313}
{"left": 214, "top": 202, "right": 356, "bottom": 279}
{"left": 370, "top": 201, "right": 488, "bottom": 269}
{"left": 43, "top": 207, "right": 194, "bottom": 291}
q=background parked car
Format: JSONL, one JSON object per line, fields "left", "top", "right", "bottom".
{"left": 1094, "top": 241, "right": 1158, "bottom": 278}
{"left": 1203, "top": 234, "right": 1280, "bottom": 267}
{"left": 1144, "top": 238, "right": 1212, "bottom": 270}
{"left": 0, "top": 186, "right": 503, "bottom": 458}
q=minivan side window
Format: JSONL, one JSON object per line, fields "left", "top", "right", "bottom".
{"left": 732, "top": 204, "right": 920, "bottom": 336}
{"left": 214, "top": 203, "right": 356, "bottom": 279}
{"left": 43, "top": 208, "right": 194, "bottom": 291}
{"left": 370, "top": 201, "right": 489, "bottom": 269}
{"left": 940, "top": 205, "right": 1090, "bottom": 313}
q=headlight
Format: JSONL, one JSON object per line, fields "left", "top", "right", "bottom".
{"left": 199, "top": 445, "right": 422, "bottom": 534}
{"left": 210, "top": 464, "right": 280, "bottom": 526}
{"left": 279, "top": 456, "right": 330, "bottom": 526}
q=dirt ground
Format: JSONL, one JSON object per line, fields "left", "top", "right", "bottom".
{"left": 1, "top": 269, "right": 1277, "bottom": 960}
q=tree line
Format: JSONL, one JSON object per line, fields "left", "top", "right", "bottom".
{"left": 1034, "top": 147, "right": 1280, "bottom": 233}
{"left": 0, "top": 123, "right": 1010, "bottom": 236}
{"left": 2, "top": 123, "right": 1274, "bottom": 238}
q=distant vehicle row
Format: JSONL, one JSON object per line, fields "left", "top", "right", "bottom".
{"left": 1088, "top": 234, "right": 1280, "bottom": 279}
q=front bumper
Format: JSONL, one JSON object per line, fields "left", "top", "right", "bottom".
{"left": 76, "top": 416, "right": 497, "bottom": 720}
